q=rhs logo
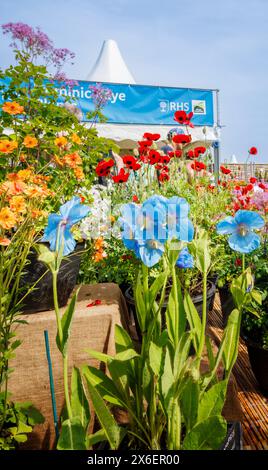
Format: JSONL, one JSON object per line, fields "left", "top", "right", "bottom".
{"left": 192, "top": 100, "right": 206, "bottom": 114}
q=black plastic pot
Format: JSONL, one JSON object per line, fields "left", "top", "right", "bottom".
{"left": 218, "top": 285, "right": 235, "bottom": 327}
{"left": 19, "top": 242, "right": 84, "bottom": 314}
{"left": 242, "top": 334, "right": 268, "bottom": 395}
{"left": 220, "top": 422, "right": 243, "bottom": 450}
{"left": 125, "top": 280, "right": 217, "bottom": 342}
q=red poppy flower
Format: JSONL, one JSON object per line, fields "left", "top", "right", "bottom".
{"left": 220, "top": 166, "right": 232, "bottom": 175}
{"left": 160, "top": 155, "right": 170, "bottom": 165}
{"left": 168, "top": 150, "right": 182, "bottom": 158}
{"left": 87, "top": 299, "right": 102, "bottom": 307}
{"left": 138, "top": 140, "right": 153, "bottom": 148}
{"left": 249, "top": 177, "right": 257, "bottom": 184}
{"left": 174, "top": 111, "right": 194, "bottom": 127}
{"left": 121, "top": 254, "right": 133, "bottom": 261}
{"left": 112, "top": 168, "right": 130, "bottom": 183}
{"left": 95, "top": 159, "right": 114, "bottom": 177}
{"left": 186, "top": 150, "right": 195, "bottom": 159}
{"left": 246, "top": 183, "right": 254, "bottom": 192}
{"left": 259, "top": 182, "right": 266, "bottom": 190}
{"left": 132, "top": 195, "right": 139, "bottom": 203}
{"left": 158, "top": 171, "right": 169, "bottom": 182}
{"left": 249, "top": 147, "right": 257, "bottom": 155}
{"left": 161, "top": 165, "right": 169, "bottom": 172}
{"left": 155, "top": 163, "right": 163, "bottom": 170}
{"left": 207, "top": 184, "right": 215, "bottom": 191}
{"left": 148, "top": 149, "right": 161, "bottom": 165}
{"left": 221, "top": 181, "right": 227, "bottom": 188}
{"left": 143, "top": 132, "right": 160, "bottom": 141}
{"left": 123, "top": 155, "right": 141, "bottom": 171}
{"left": 174, "top": 111, "right": 187, "bottom": 124}
{"left": 172, "top": 134, "right": 192, "bottom": 144}
{"left": 235, "top": 258, "right": 242, "bottom": 267}
{"left": 234, "top": 185, "right": 241, "bottom": 191}
{"left": 191, "top": 161, "right": 206, "bottom": 171}
{"left": 194, "top": 146, "right": 206, "bottom": 158}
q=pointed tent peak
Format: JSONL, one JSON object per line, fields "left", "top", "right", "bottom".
{"left": 86, "top": 39, "right": 136, "bottom": 84}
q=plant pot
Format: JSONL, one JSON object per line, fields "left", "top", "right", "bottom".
{"left": 220, "top": 421, "right": 243, "bottom": 450}
{"left": 242, "top": 333, "right": 268, "bottom": 395}
{"left": 19, "top": 242, "right": 84, "bottom": 314}
{"left": 218, "top": 285, "right": 235, "bottom": 327}
{"left": 124, "top": 280, "right": 217, "bottom": 342}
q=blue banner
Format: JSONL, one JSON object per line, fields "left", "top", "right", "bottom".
{"left": 0, "top": 79, "right": 214, "bottom": 126}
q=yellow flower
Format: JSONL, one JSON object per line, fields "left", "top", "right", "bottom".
{"left": 23, "top": 135, "right": 38, "bottom": 148}
{"left": 31, "top": 209, "right": 47, "bottom": 219}
{"left": 55, "top": 136, "right": 68, "bottom": 148}
{"left": 53, "top": 155, "right": 64, "bottom": 167}
{"left": 0, "top": 207, "right": 17, "bottom": 230}
{"left": 0, "top": 180, "right": 27, "bottom": 196}
{"left": 0, "top": 140, "right": 18, "bottom": 154}
{"left": 71, "top": 133, "right": 82, "bottom": 144}
{"left": 9, "top": 196, "right": 27, "bottom": 214}
{"left": 2, "top": 101, "right": 24, "bottom": 115}
{"left": 73, "top": 167, "right": 84, "bottom": 180}
{"left": 17, "top": 169, "right": 33, "bottom": 182}
{"left": 63, "top": 152, "right": 82, "bottom": 168}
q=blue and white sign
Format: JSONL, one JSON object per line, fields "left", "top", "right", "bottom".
{"left": 0, "top": 79, "right": 215, "bottom": 126}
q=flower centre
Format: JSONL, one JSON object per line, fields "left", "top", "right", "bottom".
{"left": 238, "top": 223, "right": 249, "bottom": 237}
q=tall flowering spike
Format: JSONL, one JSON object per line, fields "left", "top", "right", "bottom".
{"left": 216, "top": 209, "right": 265, "bottom": 254}
{"left": 42, "top": 196, "right": 90, "bottom": 256}
{"left": 89, "top": 83, "right": 112, "bottom": 108}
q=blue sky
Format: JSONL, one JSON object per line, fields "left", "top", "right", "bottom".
{"left": 1, "top": 0, "right": 268, "bottom": 162}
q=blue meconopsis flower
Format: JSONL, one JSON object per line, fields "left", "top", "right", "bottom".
{"left": 119, "top": 195, "right": 194, "bottom": 267}
{"left": 176, "top": 247, "right": 194, "bottom": 269}
{"left": 42, "top": 196, "right": 90, "bottom": 256}
{"left": 216, "top": 209, "right": 265, "bottom": 254}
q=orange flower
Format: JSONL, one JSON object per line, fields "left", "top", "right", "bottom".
{"left": 23, "top": 135, "right": 38, "bottom": 148}
{"left": 25, "top": 185, "right": 49, "bottom": 198}
{"left": 17, "top": 169, "right": 33, "bottom": 182}
{"left": 19, "top": 153, "right": 27, "bottom": 162}
{"left": 0, "top": 180, "right": 27, "bottom": 196}
{"left": 2, "top": 101, "right": 24, "bottom": 115}
{"left": 32, "top": 174, "right": 50, "bottom": 184}
{"left": 64, "top": 152, "right": 82, "bottom": 168}
{"left": 31, "top": 209, "right": 47, "bottom": 219}
{"left": 7, "top": 173, "right": 21, "bottom": 182}
{"left": 71, "top": 133, "right": 82, "bottom": 144}
{"left": 0, "top": 140, "right": 18, "bottom": 154}
{"left": 95, "top": 237, "right": 104, "bottom": 250}
{"left": 73, "top": 167, "right": 84, "bottom": 180}
{"left": 53, "top": 155, "right": 64, "bottom": 166}
{"left": 0, "top": 207, "right": 16, "bottom": 230}
{"left": 0, "top": 237, "right": 11, "bottom": 246}
{"left": 9, "top": 195, "right": 27, "bottom": 214}
{"left": 55, "top": 136, "right": 68, "bottom": 148}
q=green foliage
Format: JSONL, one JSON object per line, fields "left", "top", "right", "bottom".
{"left": 0, "top": 396, "right": 44, "bottom": 450}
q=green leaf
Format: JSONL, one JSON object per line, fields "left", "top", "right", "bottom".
{"left": 86, "top": 429, "right": 107, "bottom": 449}
{"left": 85, "top": 349, "right": 112, "bottom": 364}
{"left": 114, "top": 349, "right": 139, "bottom": 361}
{"left": 115, "top": 324, "right": 133, "bottom": 354}
{"left": 221, "top": 308, "right": 241, "bottom": 376}
{"left": 14, "top": 434, "right": 28, "bottom": 443}
{"left": 57, "top": 417, "right": 87, "bottom": 450}
{"left": 56, "top": 289, "right": 80, "bottom": 355}
{"left": 198, "top": 380, "right": 227, "bottom": 422}
{"left": 85, "top": 379, "right": 122, "bottom": 450}
{"left": 182, "top": 415, "right": 227, "bottom": 450}
{"left": 71, "top": 367, "right": 90, "bottom": 430}
{"left": 148, "top": 271, "right": 169, "bottom": 310}
{"left": 25, "top": 406, "right": 45, "bottom": 426}
{"left": 82, "top": 366, "right": 125, "bottom": 407}
{"left": 190, "top": 231, "right": 211, "bottom": 274}
{"left": 251, "top": 289, "right": 262, "bottom": 306}
{"left": 183, "top": 291, "right": 202, "bottom": 352}
{"left": 149, "top": 342, "right": 163, "bottom": 376}
{"left": 181, "top": 379, "right": 199, "bottom": 432}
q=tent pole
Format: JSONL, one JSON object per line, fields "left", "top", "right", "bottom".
{"left": 214, "top": 89, "right": 220, "bottom": 184}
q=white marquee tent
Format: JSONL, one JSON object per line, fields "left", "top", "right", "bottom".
{"left": 85, "top": 39, "right": 219, "bottom": 144}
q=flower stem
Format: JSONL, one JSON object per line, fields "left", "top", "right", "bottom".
{"left": 242, "top": 254, "right": 245, "bottom": 272}
{"left": 198, "top": 270, "right": 207, "bottom": 361}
